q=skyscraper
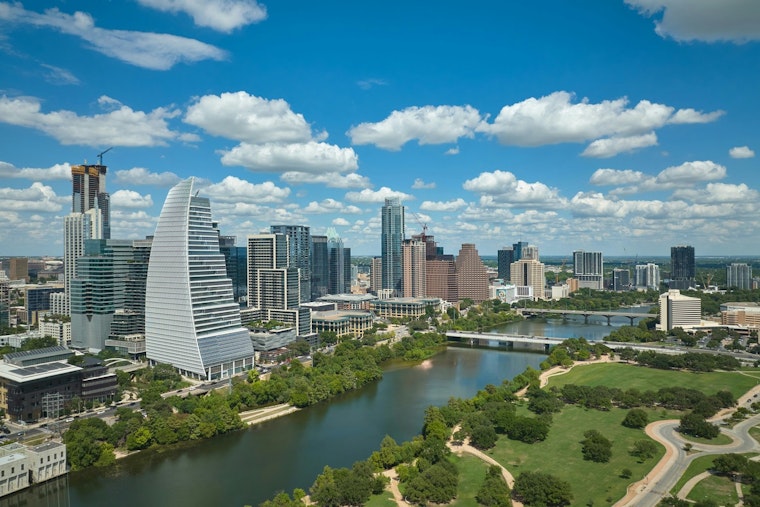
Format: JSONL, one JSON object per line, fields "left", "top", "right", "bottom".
{"left": 62, "top": 208, "right": 101, "bottom": 315}
{"left": 497, "top": 247, "right": 514, "bottom": 281}
{"left": 635, "top": 263, "right": 661, "bottom": 291}
{"left": 71, "top": 163, "right": 110, "bottom": 239}
{"left": 402, "top": 239, "right": 427, "bottom": 298}
{"left": 381, "top": 198, "right": 404, "bottom": 295}
{"left": 271, "top": 225, "right": 311, "bottom": 303}
{"left": 511, "top": 257, "right": 546, "bottom": 300}
{"left": 612, "top": 268, "right": 630, "bottom": 291}
{"left": 370, "top": 257, "right": 382, "bottom": 295}
{"left": 456, "top": 244, "right": 489, "bottom": 302}
{"left": 512, "top": 241, "right": 529, "bottom": 261}
{"left": 310, "top": 235, "right": 329, "bottom": 299}
{"left": 573, "top": 250, "right": 604, "bottom": 290}
{"left": 326, "top": 228, "right": 350, "bottom": 294}
{"left": 145, "top": 178, "right": 254, "bottom": 380}
{"left": 670, "top": 245, "right": 695, "bottom": 290}
{"left": 727, "top": 263, "right": 752, "bottom": 290}
{"left": 247, "top": 234, "right": 299, "bottom": 310}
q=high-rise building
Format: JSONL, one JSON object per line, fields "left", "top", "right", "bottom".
{"left": 247, "top": 234, "right": 299, "bottom": 310}
{"left": 512, "top": 241, "right": 529, "bottom": 261}
{"left": 521, "top": 245, "right": 539, "bottom": 261}
{"left": 670, "top": 245, "right": 695, "bottom": 290}
{"left": 381, "top": 198, "right": 404, "bottom": 295}
{"left": 612, "top": 268, "right": 630, "bottom": 291}
{"left": 62, "top": 208, "right": 101, "bottom": 315}
{"left": 727, "top": 263, "right": 752, "bottom": 290}
{"left": 635, "top": 263, "right": 660, "bottom": 291}
{"left": 310, "top": 235, "right": 329, "bottom": 300}
{"left": 511, "top": 258, "right": 546, "bottom": 300}
{"left": 658, "top": 289, "right": 701, "bottom": 331}
{"left": 219, "top": 236, "right": 247, "bottom": 303}
{"left": 456, "top": 244, "right": 489, "bottom": 303}
{"left": 271, "top": 225, "right": 311, "bottom": 303}
{"left": 426, "top": 256, "right": 458, "bottom": 303}
{"left": 71, "top": 163, "right": 110, "bottom": 239}
{"left": 497, "top": 247, "right": 514, "bottom": 281}
{"left": 0, "top": 272, "right": 9, "bottom": 328}
{"left": 145, "top": 178, "right": 254, "bottom": 380}
{"left": 573, "top": 250, "right": 604, "bottom": 290}
{"left": 402, "top": 239, "right": 427, "bottom": 298}
{"left": 8, "top": 258, "right": 28, "bottom": 282}
{"left": 370, "top": 257, "right": 382, "bottom": 295}
{"left": 327, "top": 228, "right": 350, "bottom": 295}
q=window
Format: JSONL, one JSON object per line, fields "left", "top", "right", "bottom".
{"left": 20, "top": 465, "right": 23, "bottom": 471}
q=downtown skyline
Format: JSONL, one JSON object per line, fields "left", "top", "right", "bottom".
{"left": 0, "top": 1, "right": 759, "bottom": 257}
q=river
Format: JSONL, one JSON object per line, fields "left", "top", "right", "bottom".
{"left": 7, "top": 312, "right": 644, "bottom": 507}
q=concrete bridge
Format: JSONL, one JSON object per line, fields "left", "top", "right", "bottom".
{"left": 517, "top": 307, "right": 651, "bottom": 325}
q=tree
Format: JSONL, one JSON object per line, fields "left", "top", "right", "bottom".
{"left": 581, "top": 430, "right": 612, "bottom": 463}
{"left": 513, "top": 471, "right": 573, "bottom": 506}
{"left": 622, "top": 408, "right": 648, "bottom": 429}
{"left": 679, "top": 412, "right": 720, "bottom": 439}
{"left": 476, "top": 465, "right": 512, "bottom": 507}
{"left": 630, "top": 439, "right": 659, "bottom": 461}
{"left": 469, "top": 423, "right": 498, "bottom": 450}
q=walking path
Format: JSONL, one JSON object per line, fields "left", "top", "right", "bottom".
{"left": 239, "top": 403, "right": 300, "bottom": 426}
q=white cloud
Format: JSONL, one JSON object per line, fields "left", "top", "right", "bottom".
{"left": 672, "top": 182, "right": 760, "bottom": 203}
{"left": 0, "top": 182, "right": 65, "bottom": 212}
{"left": 202, "top": 176, "right": 290, "bottom": 203}
{"left": 462, "top": 170, "right": 517, "bottom": 193}
{"left": 0, "top": 161, "right": 71, "bottom": 180}
{"left": 303, "top": 199, "right": 362, "bottom": 214}
{"left": 332, "top": 217, "right": 350, "bottom": 226}
{"left": 420, "top": 198, "right": 467, "bottom": 212}
{"left": 0, "top": 95, "right": 182, "bottom": 146}
{"left": 581, "top": 132, "right": 658, "bottom": 158}
{"left": 444, "top": 146, "right": 460, "bottom": 155}
{"left": 626, "top": 0, "right": 760, "bottom": 43}
{"left": 220, "top": 141, "right": 359, "bottom": 173}
{"left": 412, "top": 178, "right": 436, "bottom": 189}
{"left": 0, "top": 4, "right": 227, "bottom": 70}
{"left": 463, "top": 170, "right": 565, "bottom": 208}
{"left": 480, "top": 91, "right": 722, "bottom": 150}
{"left": 110, "top": 190, "right": 153, "bottom": 208}
{"left": 185, "top": 92, "right": 317, "bottom": 144}
{"left": 347, "top": 105, "right": 484, "bottom": 150}
{"left": 40, "top": 64, "right": 79, "bottom": 85}
{"left": 655, "top": 160, "right": 726, "bottom": 184}
{"left": 590, "top": 168, "right": 647, "bottom": 186}
{"left": 137, "top": 0, "right": 266, "bottom": 32}
{"left": 730, "top": 145, "right": 755, "bottom": 158}
{"left": 344, "top": 187, "right": 413, "bottom": 203}
{"left": 280, "top": 171, "right": 370, "bottom": 188}
{"left": 114, "top": 167, "right": 182, "bottom": 186}
{"left": 357, "top": 78, "right": 388, "bottom": 90}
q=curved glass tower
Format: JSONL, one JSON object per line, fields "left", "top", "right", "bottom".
{"left": 145, "top": 178, "right": 254, "bottom": 380}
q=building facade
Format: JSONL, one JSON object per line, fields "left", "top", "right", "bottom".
{"left": 402, "top": 239, "right": 427, "bottom": 298}
{"left": 310, "top": 235, "right": 329, "bottom": 300}
{"left": 612, "top": 268, "right": 630, "bottom": 291}
{"left": 658, "top": 289, "right": 701, "bottom": 331}
{"left": 497, "top": 247, "right": 514, "bottom": 281}
{"left": 456, "top": 244, "right": 489, "bottom": 302}
{"left": 145, "top": 178, "right": 255, "bottom": 380}
{"left": 727, "top": 263, "right": 752, "bottom": 290}
{"left": 271, "top": 225, "right": 311, "bottom": 303}
{"left": 71, "top": 163, "right": 110, "bottom": 239}
{"left": 573, "top": 250, "right": 604, "bottom": 290}
{"left": 670, "top": 245, "right": 696, "bottom": 290}
{"left": 635, "top": 263, "right": 660, "bottom": 291}
{"left": 381, "top": 198, "right": 404, "bottom": 295}
{"left": 510, "top": 258, "right": 546, "bottom": 301}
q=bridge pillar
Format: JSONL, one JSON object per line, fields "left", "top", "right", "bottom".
{"left": 508, "top": 341, "right": 514, "bottom": 349}
{"left": 583, "top": 314, "right": 589, "bottom": 324}
{"left": 628, "top": 317, "right": 635, "bottom": 326}
{"left": 545, "top": 343, "right": 551, "bottom": 353}
{"left": 605, "top": 315, "right": 611, "bottom": 326}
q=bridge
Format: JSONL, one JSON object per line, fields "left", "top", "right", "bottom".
{"left": 517, "top": 307, "right": 651, "bottom": 325}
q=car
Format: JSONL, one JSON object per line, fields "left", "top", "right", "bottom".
{"left": 65, "top": 418, "right": 74, "bottom": 423}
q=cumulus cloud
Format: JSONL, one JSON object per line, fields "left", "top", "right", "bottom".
{"left": 444, "top": 146, "right": 460, "bottom": 155}
{"left": 185, "top": 92, "right": 317, "bottom": 144}
{"left": 463, "top": 170, "right": 564, "bottom": 208}
{"left": 114, "top": 167, "right": 182, "bottom": 186}
{"left": 590, "top": 168, "right": 647, "bottom": 186}
{"left": 0, "top": 182, "right": 65, "bottom": 212}
{"left": 730, "top": 145, "right": 755, "bottom": 158}
{"left": 0, "top": 95, "right": 183, "bottom": 146}
{"left": 655, "top": 160, "right": 726, "bottom": 184}
{"left": 344, "top": 186, "right": 413, "bottom": 203}
{"left": 626, "top": 0, "right": 760, "bottom": 43}
{"left": 332, "top": 217, "right": 350, "bottom": 226}
{"left": 481, "top": 91, "right": 723, "bottom": 150}
{"left": 420, "top": 198, "right": 467, "bottom": 212}
{"left": 672, "top": 182, "right": 760, "bottom": 203}
{"left": 201, "top": 176, "right": 290, "bottom": 203}
{"left": 581, "top": 132, "right": 658, "bottom": 158}
{"left": 412, "top": 178, "right": 436, "bottom": 189}
{"left": 280, "top": 171, "right": 370, "bottom": 188}
{"left": 303, "top": 199, "right": 362, "bottom": 214}
{"left": 0, "top": 3, "right": 227, "bottom": 70}
{"left": 137, "top": 0, "right": 266, "bottom": 32}
{"left": 220, "top": 141, "right": 359, "bottom": 173}
{"left": 347, "top": 105, "right": 484, "bottom": 150}
{"left": 0, "top": 161, "right": 71, "bottom": 180}
{"left": 110, "top": 190, "right": 153, "bottom": 208}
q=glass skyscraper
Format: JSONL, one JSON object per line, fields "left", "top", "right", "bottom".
{"left": 145, "top": 178, "right": 254, "bottom": 380}
{"left": 381, "top": 197, "right": 404, "bottom": 295}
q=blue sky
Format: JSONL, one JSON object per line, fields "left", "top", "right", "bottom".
{"left": 0, "top": 1, "right": 758, "bottom": 258}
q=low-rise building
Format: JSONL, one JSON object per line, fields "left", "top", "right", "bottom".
{"left": 0, "top": 441, "right": 67, "bottom": 497}
{"left": 370, "top": 297, "right": 442, "bottom": 319}
{"left": 311, "top": 310, "right": 374, "bottom": 338}
{"left": 721, "top": 302, "right": 760, "bottom": 330}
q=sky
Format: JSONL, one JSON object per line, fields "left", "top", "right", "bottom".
{"left": 0, "top": 1, "right": 759, "bottom": 258}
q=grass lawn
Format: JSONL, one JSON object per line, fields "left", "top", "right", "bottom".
{"left": 679, "top": 431, "right": 734, "bottom": 446}
{"left": 546, "top": 362, "right": 759, "bottom": 399}
{"left": 365, "top": 491, "right": 396, "bottom": 507}
{"left": 671, "top": 454, "right": 717, "bottom": 494}
{"left": 451, "top": 454, "right": 490, "bottom": 506}
{"left": 687, "top": 473, "right": 740, "bottom": 505}
{"left": 486, "top": 405, "right": 664, "bottom": 506}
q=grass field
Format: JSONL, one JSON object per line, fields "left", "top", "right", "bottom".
{"left": 679, "top": 431, "right": 734, "bottom": 446}
{"left": 671, "top": 454, "right": 717, "bottom": 494}
{"left": 486, "top": 405, "right": 664, "bottom": 506}
{"left": 451, "top": 454, "right": 490, "bottom": 506}
{"left": 546, "top": 362, "right": 759, "bottom": 399}
{"left": 687, "top": 473, "right": 740, "bottom": 505}
{"left": 365, "top": 490, "right": 396, "bottom": 507}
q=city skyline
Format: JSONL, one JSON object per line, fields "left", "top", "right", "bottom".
{"left": 0, "top": 2, "right": 759, "bottom": 257}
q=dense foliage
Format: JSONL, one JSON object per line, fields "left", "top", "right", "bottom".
{"left": 513, "top": 471, "right": 573, "bottom": 507}
{"left": 476, "top": 465, "right": 513, "bottom": 507}
{"left": 581, "top": 429, "right": 612, "bottom": 463}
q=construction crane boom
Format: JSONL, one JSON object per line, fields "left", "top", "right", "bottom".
{"left": 97, "top": 147, "right": 113, "bottom": 166}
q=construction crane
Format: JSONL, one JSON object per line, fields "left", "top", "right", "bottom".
{"left": 97, "top": 147, "right": 113, "bottom": 166}
{"left": 411, "top": 211, "right": 428, "bottom": 236}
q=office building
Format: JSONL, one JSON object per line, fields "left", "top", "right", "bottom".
{"left": 145, "top": 178, "right": 255, "bottom": 380}
{"left": 326, "top": 228, "right": 351, "bottom": 295}
{"left": 62, "top": 208, "right": 101, "bottom": 315}
{"left": 635, "top": 263, "right": 660, "bottom": 291}
{"left": 727, "top": 263, "right": 752, "bottom": 290}
{"left": 24, "top": 285, "right": 64, "bottom": 325}
{"left": 370, "top": 257, "right": 382, "bottom": 295}
{"left": 456, "top": 244, "right": 489, "bottom": 302}
{"left": 247, "top": 234, "right": 300, "bottom": 310}
{"left": 721, "top": 302, "right": 760, "bottom": 329}
{"left": 0, "top": 441, "right": 67, "bottom": 497}
{"left": 497, "top": 247, "right": 514, "bottom": 281}
{"left": 381, "top": 198, "right": 404, "bottom": 295}
{"left": 612, "top": 268, "right": 630, "bottom": 291}
{"left": 658, "top": 289, "right": 701, "bottom": 331}
{"left": 8, "top": 258, "right": 28, "bottom": 282}
{"left": 71, "top": 163, "right": 110, "bottom": 239}
{"left": 0, "top": 273, "right": 9, "bottom": 328}
{"left": 271, "top": 225, "right": 311, "bottom": 303}
{"left": 511, "top": 258, "right": 546, "bottom": 300}
{"left": 219, "top": 236, "right": 247, "bottom": 303}
{"left": 512, "top": 241, "right": 529, "bottom": 261}
{"left": 670, "top": 245, "right": 695, "bottom": 290}
{"left": 310, "top": 235, "right": 329, "bottom": 300}
{"left": 402, "top": 239, "right": 427, "bottom": 298}
{"left": 573, "top": 250, "right": 604, "bottom": 290}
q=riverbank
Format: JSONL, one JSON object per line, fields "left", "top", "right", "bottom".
{"left": 239, "top": 403, "right": 300, "bottom": 425}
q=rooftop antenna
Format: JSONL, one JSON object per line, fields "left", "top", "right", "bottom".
{"left": 97, "top": 147, "right": 113, "bottom": 166}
